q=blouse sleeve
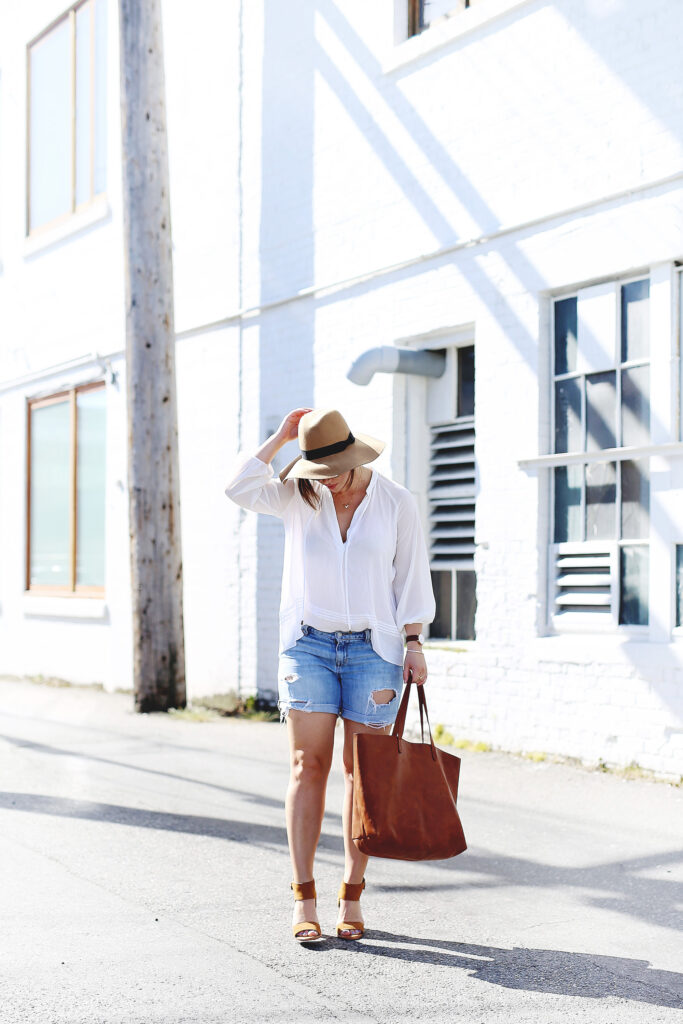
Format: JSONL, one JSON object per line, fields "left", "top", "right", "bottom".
{"left": 225, "top": 453, "right": 296, "bottom": 519}
{"left": 392, "top": 492, "right": 436, "bottom": 628}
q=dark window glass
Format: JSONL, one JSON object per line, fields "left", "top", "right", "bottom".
{"left": 458, "top": 346, "right": 475, "bottom": 418}
{"left": 29, "top": 21, "right": 71, "bottom": 230}
{"left": 28, "top": 385, "right": 106, "bottom": 591}
{"left": 554, "top": 297, "right": 577, "bottom": 375}
{"left": 585, "top": 461, "right": 616, "bottom": 540}
{"left": 29, "top": 0, "right": 107, "bottom": 232}
{"left": 586, "top": 372, "right": 616, "bottom": 451}
{"left": 619, "top": 545, "right": 649, "bottom": 625}
{"left": 621, "top": 459, "right": 649, "bottom": 540}
{"left": 621, "top": 365, "right": 650, "bottom": 447}
{"left": 554, "top": 465, "right": 582, "bottom": 543}
{"left": 621, "top": 279, "right": 650, "bottom": 362}
{"left": 430, "top": 570, "right": 452, "bottom": 638}
{"left": 555, "top": 378, "right": 582, "bottom": 454}
{"left": 676, "top": 546, "right": 683, "bottom": 628}
{"left": 455, "top": 570, "right": 476, "bottom": 640}
{"left": 76, "top": 387, "right": 107, "bottom": 586}
{"left": 29, "top": 400, "right": 71, "bottom": 585}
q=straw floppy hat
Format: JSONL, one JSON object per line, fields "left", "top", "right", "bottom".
{"left": 279, "top": 408, "right": 385, "bottom": 482}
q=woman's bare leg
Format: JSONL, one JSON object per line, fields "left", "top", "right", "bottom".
{"left": 339, "top": 717, "right": 392, "bottom": 935}
{"left": 285, "top": 709, "right": 337, "bottom": 936}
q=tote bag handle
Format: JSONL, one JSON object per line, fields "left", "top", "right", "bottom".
{"left": 391, "top": 675, "right": 438, "bottom": 761}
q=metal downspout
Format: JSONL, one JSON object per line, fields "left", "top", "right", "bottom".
{"left": 346, "top": 346, "right": 446, "bottom": 385}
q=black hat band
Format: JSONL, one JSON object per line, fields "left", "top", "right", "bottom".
{"left": 301, "top": 431, "right": 355, "bottom": 461}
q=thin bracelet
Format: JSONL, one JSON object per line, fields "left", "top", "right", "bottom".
{"left": 405, "top": 648, "right": 425, "bottom": 656}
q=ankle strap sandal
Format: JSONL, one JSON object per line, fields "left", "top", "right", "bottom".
{"left": 291, "top": 880, "right": 322, "bottom": 943}
{"left": 336, "top": 878, "right": 365, "bottom": 940}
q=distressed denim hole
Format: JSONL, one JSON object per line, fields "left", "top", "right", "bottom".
{"left": 278, "top": 697, "right": 311, "bottom": 724}
{"left": 370, "top": 689, "right": 396, "bottom": 706}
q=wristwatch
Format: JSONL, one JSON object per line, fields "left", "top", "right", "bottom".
{"left": 405, "top": 633, "right": 424, "bottom": 646}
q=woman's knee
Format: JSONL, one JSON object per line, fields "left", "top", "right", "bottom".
{"left": 290, "top": 749, "right": 331, "bottom": 786}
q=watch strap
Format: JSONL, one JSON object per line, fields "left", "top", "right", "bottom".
{"left": 405, "top": 634, "right": 422, "bottom": 644}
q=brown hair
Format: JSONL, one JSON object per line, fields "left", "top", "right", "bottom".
{"left": 298, "top": 469, "right": 356, "bottom": 510}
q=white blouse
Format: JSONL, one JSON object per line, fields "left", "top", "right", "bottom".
{"left": 225, "top": 455, "right": 435, "bottom": 666}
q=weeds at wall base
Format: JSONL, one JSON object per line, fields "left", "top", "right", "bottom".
{"left": 431, "top": 721, "right": 682, "bottom": 788}
{"left": 191, "top": 692, "right": 279, "bottom": 721}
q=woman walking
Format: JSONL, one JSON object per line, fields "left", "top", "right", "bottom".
{"left": 225, "top": 407, "right": 435, "bottom": 942}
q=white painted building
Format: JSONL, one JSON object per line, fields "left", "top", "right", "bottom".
{"left": 1, "top": 0, "right": 682, "bottom": 778}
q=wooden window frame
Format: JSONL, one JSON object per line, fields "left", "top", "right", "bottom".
{"left": 26, "top": 380, "right": 106, "bottom": 597}
{"left": 407, "top": 0, "right": 474, "bottom": 37}
{"left": 26, "top": 0, "right": 105, "bottom": 237}
{"left": 408, "top": 0, "right": 425, "bottom": 37}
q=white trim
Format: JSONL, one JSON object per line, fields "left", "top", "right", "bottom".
{"left": 23, "top": 197, "right": 111, "bottom": 258}
{"left": 174, "top": 171, "right": 683, "bottom": 343}
{"left": 0, "top": 351, "right": 123, "bottom": 395}
{"left": 532, "top": 633, "right": 683, "bottom": 666}
{"left": 22, "top": 595, "right": 108, "bottom": 619}
{"left": 385, "top": 0, "right": 537, "bottom": 73}
{"left": 519, "top": 442, "right": 683, "bottom": 472}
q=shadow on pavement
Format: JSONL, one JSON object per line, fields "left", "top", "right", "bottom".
{"left": 0, "top": 731, "right": 291, "bottom": 814}
{"left": 357, "top": 931, "right": 683, "bottom": 1010}
{"left": 2, "top": 785, "right": 682, "bottom": 938}
{"left": 2, "top": 729, "right": 682, "bottom": 938}
{"left": 0, "top": 791, "right": 342, "bottom": 851}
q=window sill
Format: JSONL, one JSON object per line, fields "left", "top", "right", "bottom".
{"left": 424, "top": 639, "right": 474, "bottom": 653}
{"left": 23, "top": 197, "right": 111, "bottom": 259}
{"left": 531, "top": 632, "right": 682, "bottom": 664}
{"left": 384, "top": 0, "right": 535, "bottom": 73}
{"left": 519, "top": 441, "right": 683, "bottom": 471}
{"left": 22, "top": 594, "right": 108, "bottom": 620}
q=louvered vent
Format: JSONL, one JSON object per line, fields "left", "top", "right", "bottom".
{"left": 429, "top": 418, "right": 475, "bottom": 569}
{"left": 555, "top": 548, "right": 612, "bottom": 617}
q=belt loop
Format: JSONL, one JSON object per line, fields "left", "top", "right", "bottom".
{"left": 301, "top": 623, "right": 309, "bottom": 635}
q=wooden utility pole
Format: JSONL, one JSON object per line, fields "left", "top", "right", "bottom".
{"left": 119, "top": 0, "right": 186, "bottom": 711}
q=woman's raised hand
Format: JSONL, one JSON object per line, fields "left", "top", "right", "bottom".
{"left": 276, "top": 408, "right": 313, "bottom": 444}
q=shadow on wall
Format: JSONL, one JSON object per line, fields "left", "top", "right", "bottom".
{"left": 250, "top": 0, "right": 683, "bottom": 711}
{"left": 307, "top": 0, "right": 683, "bottom": 721}
{"left": 254, "top": 0, "right": 316, "bottom": 699}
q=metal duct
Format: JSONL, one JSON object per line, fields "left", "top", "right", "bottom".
{"left": 347, "top": 346, "right": 446, "bottom": 386}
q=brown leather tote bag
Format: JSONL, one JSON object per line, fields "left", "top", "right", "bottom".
{"left": 352, "top": 678, "right": 467, "bottom": 861}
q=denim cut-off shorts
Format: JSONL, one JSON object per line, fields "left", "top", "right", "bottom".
{"left": 278, "top": 624, "right": 404, "bottom": 728}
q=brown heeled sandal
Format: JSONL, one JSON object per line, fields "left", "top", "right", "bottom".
{"left": 291, "top": 880, "right": 322, "bottom": 943}
{"left": 336, "top": 878, "right": 366, "bottom": 940}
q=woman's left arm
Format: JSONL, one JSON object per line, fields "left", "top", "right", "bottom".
{"left": 403, "top": 622, "right": 427, "bottom": 686}
{"left": 393, "top": 493, "right": 436, "bottom": 686}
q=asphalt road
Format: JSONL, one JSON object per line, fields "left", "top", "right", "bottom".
{"left": 0, "top": 678, "right": 682, "bottom": 1024}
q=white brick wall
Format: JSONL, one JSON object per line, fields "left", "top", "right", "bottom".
{"left": 1, "top": 0, "right": 682, "bottom": 775}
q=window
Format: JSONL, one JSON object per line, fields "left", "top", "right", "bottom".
{"left": 27, "top": 383, "right": 107, "bottom": 593}
{"left": 551, "top": 279, "right": 650, "bottom": 628}
{"left": 27, "top": 0, "right": 107, "bottom": 234}
{"left": 429, "top": 345, "right": 476, "bottom": 639}
{"left": 408, "top": 0, "right": 480, "bottom": 36}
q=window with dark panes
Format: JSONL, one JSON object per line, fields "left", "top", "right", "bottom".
{"left": 551, "top": 279, "right": 650, "bottom": 628}
{"left": 27, "top": 383, "right": 106, "bottom": 593}
{"left": 28, "top": 0, "right": 107, "bottom": 233}
{"left": 428, "top": 345, "right": 476, "bottom": 640}
{"left": 407, "top": 0, "right": 479, "bottom": 37}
